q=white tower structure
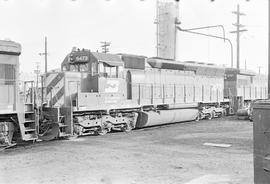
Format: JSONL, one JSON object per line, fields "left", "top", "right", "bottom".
{"left": 155, "top": 0, "right": 180, "bottom": 60}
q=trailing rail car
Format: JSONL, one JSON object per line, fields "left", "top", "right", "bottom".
{"left": 42, "top": 48, "right": 226, "bottom": 137}
{"left": 0, "top": 40, "right": 38, "bottom": 147}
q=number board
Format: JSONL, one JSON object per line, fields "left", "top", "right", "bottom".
{"left": 70, "top": 51, "right": 90, "bottom": 64}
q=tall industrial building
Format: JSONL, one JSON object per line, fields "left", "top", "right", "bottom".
{"left": 155, "top": 0, "right": 180, "bottom": 60}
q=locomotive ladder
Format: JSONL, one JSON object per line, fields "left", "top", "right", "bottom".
{"left": 18, "top": 81, "right": 38, "bottom": 141}
{"left": 55, "top": 107, "right": 69, "bottom": 137}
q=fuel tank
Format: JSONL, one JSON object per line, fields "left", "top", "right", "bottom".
{"left": 136, "top": 108, "right": 198, "bottom": 128}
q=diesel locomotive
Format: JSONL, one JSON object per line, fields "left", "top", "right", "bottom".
{"left": 42, "top": 48, "right": 227, "bottom": 137}
{"left": 0, "top": 40, "right": 38, "bottom": 147}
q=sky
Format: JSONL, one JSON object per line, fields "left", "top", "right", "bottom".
{"left": 0, "top": 0, "right": 268, "bottom": 76}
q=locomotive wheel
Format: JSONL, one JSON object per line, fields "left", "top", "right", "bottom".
{"left": 212, "top": 111, "right": 216, "bottom": 118}
{"left": 0, "top": 122, "right": 15, "bottom": 146}
{"left": 218, "top": 110, "right": 226, "bottom": 118}
{"left": 217, "top": 113, "right": 222, "bottom": 118}
{"left": 207, "top": 112, "right": 213, "bottom": 120}
{"left": 222, "top": 110, "right": 227, "bottom": 117}
{"left": 96, "top": 128, "right": 108, "bottom": 136}
{"left": 195, "top": 113, "right": 201, "bottom": 122}
{"left": 229, "top": 108, "right": 234, "bottom": 115}
{"left": 121, "top": 123, "right": 132, "bottom": 132}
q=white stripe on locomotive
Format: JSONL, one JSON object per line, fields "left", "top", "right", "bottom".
{"left": 45, "top": 73, "right": 58, "bottom": 88}
{"left": 46, "top": 73, "right": 65, "bottom": 107}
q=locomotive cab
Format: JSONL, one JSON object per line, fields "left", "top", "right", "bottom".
{"left": 48, "top": 49, "right": 129, "bottom": 110}
{"left": 62, "top": 49, "right": 123, "bottom": 79}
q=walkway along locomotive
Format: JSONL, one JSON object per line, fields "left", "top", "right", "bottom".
{"left": 42, "top": 48, "right": 226, "bottom": 137}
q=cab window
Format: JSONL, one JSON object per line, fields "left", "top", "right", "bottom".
{"left": 99, "top": 62, "right": 118, "bottom": 78}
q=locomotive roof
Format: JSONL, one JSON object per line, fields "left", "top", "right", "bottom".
{"left": 225, "top": 68, "right": 256, "bottom": 76}
{"left": 147, "top": 58, "right": 225, "bottom": 76}
{"left": 91, "top": 52, "right": 123, "bottom": 66}
{"left": 0, "top": 40, "right": 21, "bottom": 56}
{"left": 147, "top": 58, "right": 185, "bottom": 70}
{"left": 61, "top": 50, "right": 124, "bottom": 69}
{"left": 117, "top": 53, "right": 147, "bottom": 58}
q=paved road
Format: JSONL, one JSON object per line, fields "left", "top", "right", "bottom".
{"left": 0, "top": 117, "right": 253, "bottom": 184}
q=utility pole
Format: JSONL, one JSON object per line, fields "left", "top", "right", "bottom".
{"left": 45, "top": 37, "right": 47, "bottom": 74}
{"left": 258, "top": 66, "right": 262, "bottom": 74}
{"left": 34, "top": 62, "right": 40, "bottom": 107}
{"left": 100, "top": 41, "right": 110, "bottom": 53}
{"left": 34, "top": 62, "right": 40, "bottom": 89}
{"left": 39, "top": 36, "right": 48, "bottom": 75}
{"left": 230, "top": 4, "right": 247, "bottom": 69}
{"left": 39, "top": 36, "right": 48, "bottom": 103}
